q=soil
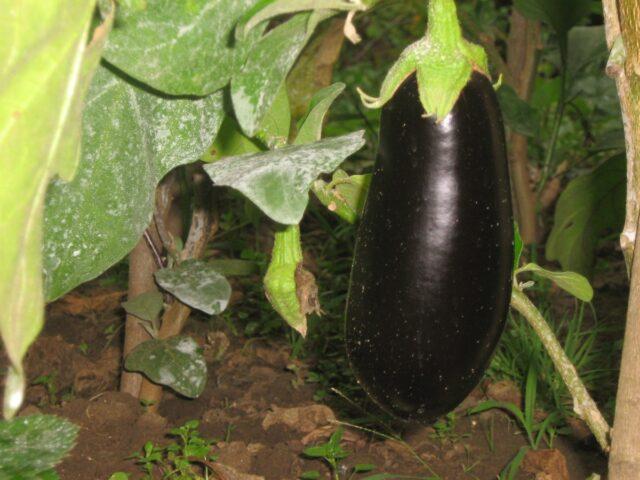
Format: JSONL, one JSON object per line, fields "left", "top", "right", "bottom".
{"left": 13, "top": 280, "right": 608, "bottom": 480}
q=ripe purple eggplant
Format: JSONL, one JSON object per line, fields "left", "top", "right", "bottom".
{"left": 345, "top": 72, "right": 513, "bottom": 422}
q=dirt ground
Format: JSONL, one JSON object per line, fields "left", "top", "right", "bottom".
{"left": 12, "top": 279, "right": 608, "bottom": 480}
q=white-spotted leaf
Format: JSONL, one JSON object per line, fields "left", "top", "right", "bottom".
{"left": 43, "top": 65, "right": 224, "bottom": 301}
{"left": 231, "top": 13, "right": 312, "bottom": 136}
{"left": 517, "top": 263, "right": 593, "bottom": 302}
{"left": 203, "top": 131, "right": 366, "bottom": 224}
{"left": 155, "top": 260, "right": 232, "bottom": 315}
{"left": 125, "top": 336, "right": 207, "bottom": 398}
{"left": 0, "top": 415, "right": 79, "bottom": 478}
{"left": 103, "top": 0, "right": 263, "bottom": 95}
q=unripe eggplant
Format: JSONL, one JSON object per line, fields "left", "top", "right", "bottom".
{"left": 345, "top": 72, "right": 513, "bottom": 422}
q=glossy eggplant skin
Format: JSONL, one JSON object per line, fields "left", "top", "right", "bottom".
{"left": 345, "top": 72, "right": 513, "bottom": 423}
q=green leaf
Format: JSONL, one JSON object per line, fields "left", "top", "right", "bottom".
{"left": 102, "top": 0, "right": 263, "bottom": 95}
{"left": 354, "top": 463, "right": 376, "bottom": 473}
{"left": 208, "top": 259, "right": 259, "bottom": 277}
{"left": 108, "top": 473, "right": 131, "bottom": 480}
{"left": 513, "top": 0, "right": 591, "bottom": 60}
{"left": 514, "top": 0, "right": 591, "bottom": 36}
{"left": 203, "top": 116, "right": 262, "bottom": 163}
{"left": 232, "top": 13, "right": 314, "bottom": 136}
{"left": 0, "top": 415, "right": 79, "bottom": 478}
{"left": 0, "top": 0, "right": 108, "bottom": 418}
{"left": 122, "top": 291, "right": 164, "bottom": 323}
{"left": 312, "top": 170, "right": 371, "bottom": 224}
{"left": 545, "top": 155, "right": 625, "bottom": 277}
{"left": 204, "top": 131, "right": 365, "bottom": 224}
{"left": 303, "top": 445, "right": 330, "bottom": 458}
{"left": 513, "top": 223, "right": 524, "bottom": 271}
{"left": 300, "top": 471, "right": 321, "bottom": 480}
{"left": 256, "top": 82, "right": 291, "bottom": 149}
{"left": 43, "top": 65, "right": 224, "bottom": 301}
{"left": 517, "top": 263, "right": 593, "bottom": 302}
{"left": 295, "top": 83, "right": 345, "bottom": 145}
{"left": 125, "top": 336, "right": 207, "bottom": 398}
{"left": 499, "top": 447, "right": 529, "bottom": 480}
{"left": 496, "top": 85, "right": 539, "bottom": 137}
{"left": 567, "top": 26, "right": 607, "bottom": 82}
{"left": 155, "top": 260, "right": 232, "bottom": 315}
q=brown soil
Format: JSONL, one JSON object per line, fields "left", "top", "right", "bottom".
{"left": 16, "top": 282, "right": 607, "bottom": 480}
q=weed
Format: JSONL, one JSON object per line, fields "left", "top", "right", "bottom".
{"left": 469, "top": 363, "right": 559, "bottom": 449}
{"left": 430, "top": 412, "right": 469, "bottom": 445}
{"left": 301, "top": 426, "right": 433, "bottom": 480}
{"left": 32, "top": 373, "right": 59, "bottom": 406}
{"left": 127, "top": 420, "right": 217, "bottom": 480}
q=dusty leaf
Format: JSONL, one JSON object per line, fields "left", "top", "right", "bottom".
{"left": 0, "top": 415, "right": 79, "bottom": 478}
{"left": 43, "top": 65, "right": 224, "bottom": 301}
{"left": 231, "top": 13, "right": 312, "bottom": 136}
{"left": 204, "top": 131, "right": 365, "bottom": 224}
{"left": 103, "top": 0, "right": 263, "bottom": 95}
{"left": 125, "top": 336, "right": 207, "bottom": 398}
{"left": 155, "top": 260, "right": 232, "bottom": 315}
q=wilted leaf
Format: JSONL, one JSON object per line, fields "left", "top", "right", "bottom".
{"left": 122, "top": 291, "right": 164, "bottom": 323}
{"left": 103, "top": 0, "right": 263, "bottom": 95}
{"left": 295, "top": 83, "right": 345, "bottom": 145}
{"left": 546, "top": 155, "right": 625, "bottom": 277}
{"left": 312, "top": 170, "right": 370, "bottom": 224}
{"left": 239, "top": 0, "right": 365, "bottom": 36}
{"left": 232, "top": 13, "right": 313, "bottom": 136}
{"left": 0, "top": 0, "right": 108, "bottom": 417}
{"left": 518, "top": 263, "right": 593, "bottom": 302}
{"left": 0, "top": 415, "right": 79, "bottom": 478}
{"left": 204, "top": 131, "right": 366, "bottom": 224}
{"left": 44, "top": 65, "right": 224, "bottom": 301}
{"left": 125, "top": 336, "right": 207, "bottom": 398}
{"left": 155, "top": 260, "right": 232, "bottom": 315}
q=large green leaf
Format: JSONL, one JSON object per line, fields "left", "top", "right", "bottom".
{"left": 231, "top": 13, "right": 316, "bottom": 137}
{"left": 0, "top": 0, "right": 107, "bottom": 418}
{"left": 44, "top": 65, "right": 224, "bottom": 301}
{"left": 0, "top": 415, "right": 79, "bottom": 478}
{"left": 546, "top": 155, "right": 625, "bottom": 277}
{"left": 203, "top": 130, "right": 366, "bottom": 224}
{"left": 155, "top": 260, "right": 232, "bottom": 315}
{"left": 125, "top": 336, "right": 207, "bottom": 398}
{"left": 496, "top": 85, "right": 539, "bottom": 138}
{"left": 102, "top": 0, "right": 263, "bottom": 95}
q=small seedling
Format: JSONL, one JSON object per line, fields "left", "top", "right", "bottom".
{"left": 78, "top": 342, "right": 90, "bottom": 355}
{"left": 32, "top": 374, "right": 59, "bottom": 406}
{"left": 128, "top": 419, "right": 217, "bottom": 479}
{"left": 430, "top": 412, "right": 469, "bottom": 444}
{"left": 302, "top": 427, "right": 350, "bottom": 480}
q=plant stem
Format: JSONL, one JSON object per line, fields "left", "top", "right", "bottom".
{"left": 510, "top": 288, "right": 610, "bottom": 452}
{"left": 536, "top": 67, "right": 567, "bottom": 195}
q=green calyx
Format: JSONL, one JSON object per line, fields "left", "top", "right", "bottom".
{"left": 264, "top": 224, "right": 320, "bottom": 337}
{"left": 357, "top": 0, "right": 489, "bottom": 121}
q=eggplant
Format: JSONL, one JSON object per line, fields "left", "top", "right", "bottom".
{"left": 345, "top": 72, "right": 513, "bottom": 422}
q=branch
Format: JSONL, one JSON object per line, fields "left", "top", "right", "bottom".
{"left": 510, "top": 288, "right": 610, "bottom": 452}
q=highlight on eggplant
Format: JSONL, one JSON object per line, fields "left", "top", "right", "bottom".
{"left": 345, "top": 69, "right": 513, "bottom": 422}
